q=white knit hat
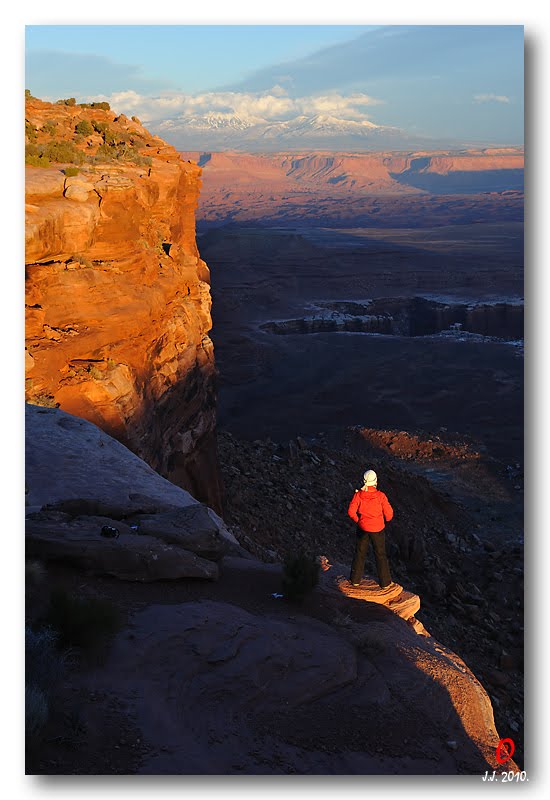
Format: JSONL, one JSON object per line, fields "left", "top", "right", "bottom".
{"left": 363, "top": 469, "right": 377, "bottom": 486}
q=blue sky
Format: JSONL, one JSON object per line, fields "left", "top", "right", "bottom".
{"left": 26, "top": 26, "right": 375, "bottom": 95}
{"left": 25, "top": 24, "right": 524, "bottom": 147}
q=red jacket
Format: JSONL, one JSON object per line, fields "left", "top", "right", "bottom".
{"left": 347, "top": 487, "right": 394, "bottom": 532}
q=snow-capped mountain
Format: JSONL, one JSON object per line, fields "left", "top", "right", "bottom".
{"left": 153, "top": 112, "right": 427, "bottom": 151}
{"left": 173, "top": 113, "right": 262, "bottom": 131}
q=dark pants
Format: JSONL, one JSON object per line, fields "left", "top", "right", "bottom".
{"left": 350, "top": 527, "right": 392, "bottom": 588}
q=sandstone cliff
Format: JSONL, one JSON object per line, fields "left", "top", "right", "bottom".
{"left": 25, "top": 96, "right": 221, "bottom": 511}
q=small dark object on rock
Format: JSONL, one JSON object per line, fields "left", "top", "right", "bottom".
{"left": 101, "top": 525, "right": 120, "bottom": 538}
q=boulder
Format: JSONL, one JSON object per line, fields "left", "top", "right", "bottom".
{"left": 25, "top": 168, "right": 65, "bottom": 198}
{"left": 63, "top": 184, "right": 92, "bottom": 202}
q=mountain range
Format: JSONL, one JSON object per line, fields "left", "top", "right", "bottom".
{"left": 155, "top": 112, "right": 448, "bottom": 152}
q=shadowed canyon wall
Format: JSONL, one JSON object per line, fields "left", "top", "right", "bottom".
{"left": 25, "top": 97, "right": 222, "bottom": 512}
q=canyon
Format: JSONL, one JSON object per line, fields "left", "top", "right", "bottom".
{"left": 25, "top": 97, "right": 524, "bottom": 774}
{"left": 181, "top": 150, "right": 523, "bottom": 230}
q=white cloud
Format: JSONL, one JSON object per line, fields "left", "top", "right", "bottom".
{"left": 473, "top": 93, "right": 511, "bottom": 104}
{"left": 87, "top": 88, "right": 383, "bottom": 125}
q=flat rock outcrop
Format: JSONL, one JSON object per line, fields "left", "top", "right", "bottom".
{"left": 25, "top": 405, "right": 243, "bottom": 580}
{"left": 26, "top": 513, "right": 219, "bottom": 582}
{"left": 25, "top": 96, "right": 221, "bottom": 511}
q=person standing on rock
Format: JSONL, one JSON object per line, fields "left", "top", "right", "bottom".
{"left": 347, "top": 470, "right": 394, "bottom": 588}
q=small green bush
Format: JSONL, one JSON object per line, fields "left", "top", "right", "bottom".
{"left": 25, "top": 152, "right": 50, "bottom": 168}
{"left": 28, "top": 393, "right": 57, "bottom": 407}
{"left": 57, "top": 97, "right": 76, "bottom": 106}
{"left": 91, "top": 119, "right": 108, "bottom": 134}
{"left": 41, "top": 139, "right": 84, "bottom": 165}
{"left": 87, "top": 365, "right": 103, "bottom": 380}
{"left": 41, "top": 120, "right": 58, "bottom": 136}
{"left": 70, "top": 253, "right": 93, "bottom": 269}
{"left": 75, "top": 119, "right": 93, "bottom": 136}
{"left": 64, "top": 166, "right": 80, "bottom": 177}
{"left": 44, "top": 589, "right": 121, "bottom": 651}
{"left": 25, "top": 121, "right": 37, "bottom": 140}
{"left": 282, "top": 550, "right": 320, "bottom": 603}
{"left": 94, "top": 143, "right": 115, "bottom": 161}
{"left": 103, "top": 128, "right": 118, "bottom": 146}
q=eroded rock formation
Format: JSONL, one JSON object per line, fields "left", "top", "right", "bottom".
{"left": 25, "top": 97, "right": 221, "bottom": 511}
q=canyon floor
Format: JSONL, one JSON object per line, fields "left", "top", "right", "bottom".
{"left": 200, "top": 221, "right": 523, "bottom": 467}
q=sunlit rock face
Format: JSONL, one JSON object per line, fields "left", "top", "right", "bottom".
{"left": 25, "top": 97, "right": 222, "bottom": 512}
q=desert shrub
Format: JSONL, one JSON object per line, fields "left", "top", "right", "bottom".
{"left": 91, "top": 119, "right": 108, "bottom": 134}
{"left": 25, "top": 121, "right": 37, "bottom": 140}
{"left": 44, "top": 589, "right": 121, "bottom": 651}
{"left": 57, "top": 97, "right": 76, "bottom": 106}
{"left": 87, "top": 365, "right": 103, "bottom": 380}
{"left": 103, "top": 128, "right": 118, "bottom": 146}
{"left": 131, "top": 115, "right": 141, "bottom": 124}
{"left": 28, "top": 393, "right": 57, "bottom": 408}
{"left": 64, "top": 166, "right": 80, "bottom": 177}
{"left": 41, "top": 139, "right": 84, "bottom": 165}
{"left": 25, "top": 151, "right": 50, "bottom": 168}
{"left": 282, "top": 549, "right": 320, "bottom": 603}
{"left": 70, "top": 253, "right": 93, "bottom": 269}
{"left": 92, "top": 141, "right": 152, "bottom": 167}
{"left": 94, "top": 142, "right": 116, "bottom": 162}
{"left": 41, "top": 120, "right": 58, "bottom": 136}
{"left": 75, "top": 119, "right": 93, "bottom": 136}
{"left": 120, "top": 145, "right": 152, "bottom": 167}
{"left": 77, "top": 101, "right": 110, "bottom": 111}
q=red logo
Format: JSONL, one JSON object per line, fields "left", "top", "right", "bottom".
{"left": 496, "top": 738, "right": 515, "bottom": 765}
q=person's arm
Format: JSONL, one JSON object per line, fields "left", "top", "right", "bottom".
{"left": 347, "top": 491, "right": 360, "bottom": 522}
{"left": 381, "top": 492, "right": 394, "bottom": 522}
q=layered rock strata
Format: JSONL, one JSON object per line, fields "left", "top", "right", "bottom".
{"left": 25, "top": 97, "right": 221, "bottom": 511}
{"left": 320, "top": 562, "right": 429, "bottom": 636}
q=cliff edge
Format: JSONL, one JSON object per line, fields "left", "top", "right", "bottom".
{"left": 25, "top": 96, "right": 221, "bottom": 512}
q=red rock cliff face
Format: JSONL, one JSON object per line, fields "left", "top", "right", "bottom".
{"left": 25, "top": 98, "right": 222, "bottom": 512}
